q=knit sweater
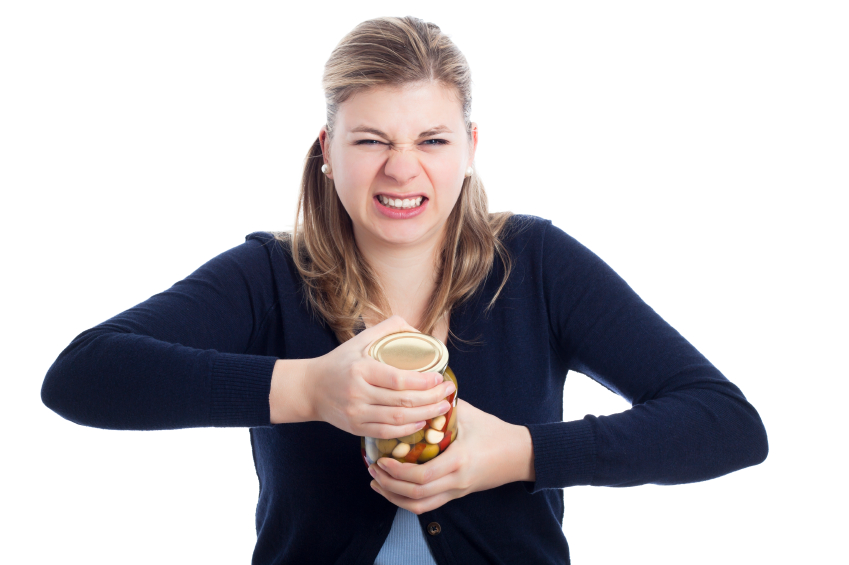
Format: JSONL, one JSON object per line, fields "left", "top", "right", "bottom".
{"left": 41, "top": 215, "right": 768, "bottom": 564}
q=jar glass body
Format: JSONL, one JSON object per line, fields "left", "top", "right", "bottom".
{"left": 361, "top": 366, "right": 458, "bottom": 466}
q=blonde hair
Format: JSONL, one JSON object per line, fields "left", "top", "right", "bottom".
{"left": 281, "top": 16, "right": 515, "bottom": 344}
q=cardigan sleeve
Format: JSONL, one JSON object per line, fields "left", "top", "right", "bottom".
{"left": 524, "top": 221, "right": 768, "bottom": 492}
{"left": 41, "top": 234, "right": 282, "bottom": 431}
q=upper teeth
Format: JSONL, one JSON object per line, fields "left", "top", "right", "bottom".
{"left": 379, "top": 195, "right": 424, "bottom": 209}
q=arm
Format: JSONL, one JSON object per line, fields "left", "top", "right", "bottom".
{"left": 42, "top": 239, "right": 453, "bottom": 435}
{"left": 41, "top": 236, "right": 281, "bottom": 430}
{"left": 525, "top": 221, "right": 769, "bottom": 490}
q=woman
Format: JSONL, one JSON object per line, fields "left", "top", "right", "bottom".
{"left": 41, "top": 16, "right": 768, "bottom": 564}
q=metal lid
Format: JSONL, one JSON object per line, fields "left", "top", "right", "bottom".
{"left": 368, "top": 331, "right": 449, "bottom": 373}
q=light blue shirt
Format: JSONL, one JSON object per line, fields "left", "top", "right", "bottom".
{"left": 374, "top": 508, "right": 438, "bottom": 564}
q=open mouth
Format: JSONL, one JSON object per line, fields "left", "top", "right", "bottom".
{"left": 377, "top": 194, "right": 426, "bottom": 210}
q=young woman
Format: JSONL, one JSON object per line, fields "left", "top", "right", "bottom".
{"left": 41, "top": 16, "right": 768, "bottom": 564}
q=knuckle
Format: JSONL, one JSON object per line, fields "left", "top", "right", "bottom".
{"left": 421, "top": 468, "right": 433, "bottom": 483}
{"left": 391, "top": 410, "right": 405, "bottom": 425}
{"left": 390, "top": 372, "right": 404, "bottom": 390}
{"left": 411, "top": 485, "right": 425, "bottom": 500}
{"left": 459, "top": 476, "right": 472, "bottom": 491}
{"left": 344, "top": 405, "right": 358, "bottom": 422}
{"left": 397, "top": 395, "right": 414, "bottom": 408}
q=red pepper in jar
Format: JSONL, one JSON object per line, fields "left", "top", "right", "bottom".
{"left": 437, "top": 430, "right": 452, "bottom": 452}
{"left": 404, "top": 442, "right": 427, "bottom": 463}
{"left": 441, "top": 406, "right": 453, "bottom": 430}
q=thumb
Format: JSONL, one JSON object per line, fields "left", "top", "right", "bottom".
{"left": 352, "top": 314, "right": 421, "bottom": 353}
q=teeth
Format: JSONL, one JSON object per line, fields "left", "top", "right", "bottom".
{"left": 379, "top": 195, "right": 424, "bottom": 209}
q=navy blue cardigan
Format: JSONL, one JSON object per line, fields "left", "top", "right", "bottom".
{"left": 41, "top": 215, "right": 768, "bottom": 564}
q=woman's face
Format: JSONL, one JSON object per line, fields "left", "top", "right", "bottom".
{"left": 320, "top": 82, "right": 477, "bottom": 251}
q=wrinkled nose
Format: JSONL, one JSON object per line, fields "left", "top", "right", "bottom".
{"left": 383, "top": 147, "right": 421, "bottom": 186}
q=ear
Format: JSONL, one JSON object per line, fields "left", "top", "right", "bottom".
{"left": 468, "top": 122, "right": 479, "bottom": 168}
{"left": 318, "top": 126, "right": 333, "bottom": 179}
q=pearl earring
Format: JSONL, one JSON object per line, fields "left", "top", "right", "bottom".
{"left": 321, "top": 164, "right": 330, "bottom": 174}
{"left": 465, "top": 167, "right": 474, "bottom": 177}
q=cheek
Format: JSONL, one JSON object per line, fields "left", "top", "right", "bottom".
{"left": 337, "top": 151, "right": 383, "bottom": 186}
{"left": 426, "top": 156, "right": 465, "bottom": 194}
{"left": 332, "top": 154, "right": 373, "bottom": 207}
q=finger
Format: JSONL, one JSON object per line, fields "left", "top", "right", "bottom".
{"left": 370, "top": 480, "right": 456, "bottom": 515}
{"left": 360, "top": 420, "right": 428, "bottom": 440}
{"left": 370, "top": 379, "right": 455, "bottom": 408}
{"left": 363, "top": 399, "right": 451, "bottom": 430}
{"left": 370, "top": 462, "right": 457, "bottom": 501}
{"left": 375, "top": 449, "right": 458, "bottom": 485}
{"left": 352, "top": 315, "right": 420, "bottom": 350}
{"left": 364, "top": 359, "right": 444, "bottom": 392}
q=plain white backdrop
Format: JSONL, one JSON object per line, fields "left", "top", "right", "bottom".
{"left": 2, "top": 1, "right": 846, "bottom": 563}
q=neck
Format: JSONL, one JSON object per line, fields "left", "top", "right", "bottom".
{"left": 354, "top": 225, "right": 446, "bottom": 329}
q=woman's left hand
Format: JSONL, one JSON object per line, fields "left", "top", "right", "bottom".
{"left": 367, "top": 398, "right": 536, "bottom": 514}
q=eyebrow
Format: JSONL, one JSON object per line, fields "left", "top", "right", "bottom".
{"left": 349, "top": 125, "right": 453, "bottom": 138}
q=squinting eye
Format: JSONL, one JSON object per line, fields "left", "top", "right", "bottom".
{"left": 355, "top": 140, "right": 383, "bottom": 145}
{"left": 422, "top": 139, "right": 448, "bottom": 145}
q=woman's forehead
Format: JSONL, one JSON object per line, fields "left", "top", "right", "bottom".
{"left": 336, "top": 83, "right": 465, "bottom": 136}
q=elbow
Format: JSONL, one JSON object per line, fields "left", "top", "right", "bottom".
{"left": 41, "top": 335, "right": 102, "bottom": 428}
{"left": 722, "top": 396, "right": 769, "bottom": 473}
{"left": 747, "top": 408, "right": 769, "bottom": 467}
{"left": 41, "top": 356, "right": 83, "bottom": 426}
{"left": 704, "top": 380, "right": 769, "bottom": 472}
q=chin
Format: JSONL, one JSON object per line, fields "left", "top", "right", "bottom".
{"left": 374, "top": 220, "right": 441, "bottom": 246}
{"left": 377, "top": 227, "right": 430, "bottom": 245}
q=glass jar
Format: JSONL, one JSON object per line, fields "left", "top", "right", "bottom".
{"left": 360, "top": 332, "right": 458, "bottom": 466}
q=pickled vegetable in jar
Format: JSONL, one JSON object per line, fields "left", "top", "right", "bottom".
{"left": 360, "top": 332, "right": 458, "bottom": 467}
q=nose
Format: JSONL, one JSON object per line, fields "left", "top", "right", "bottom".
{"left": 383, "top": 147, "right": 421, "bottom": 186}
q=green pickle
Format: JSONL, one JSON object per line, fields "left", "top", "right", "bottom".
{"left": 361, "top": 332, "right": 459, "bottom": 467}
{"left": 397, "top": 429, "right": 425, "bottom": 444}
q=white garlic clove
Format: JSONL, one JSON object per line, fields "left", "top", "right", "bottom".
{"left": 430, "top": 415, "right": 446, "bottom": 431}
{"left": 392, "top": 442, "right": 412, "bottom": 458}
{"left": 425, "top": 429, "right": 445, "bottom": 445}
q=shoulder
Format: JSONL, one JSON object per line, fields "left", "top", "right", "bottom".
{"left": 498, "top": 214, "right": 547, "bottom": 249}
{"left": 241, "top": 231, "right": 296, "bottom": 263}
{"left": 502, "top": 213, "right": 550, "bottom": 234}
{"left": 245, "top": 230, "right": 290, "bottom": 251}
{"left": 497, "top": 215, "right": 606, "bottom": 284}
{"left": 240, "top": 231, "right": 305, "bottom": 289}
{"left": 181, "top": 231, "right": 295, "bottom": 287}
{"left": 499, "top": 214, "right": 580, "bottom": 255}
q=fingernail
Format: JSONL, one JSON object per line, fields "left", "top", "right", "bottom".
{"left": 415, "top": 420, "right": 427, "bottom": 430}
{"left": 377, "top": 459, "right": 388, "bottom": 470}
{"left": 371, "top": 482, "right": 379, "bottom": 492}
{"left": 368, "top": 466, "right": 376, "bottom": 478}
{"left": 432, "top": 374, "right": 443, "bottom": 386}
{"left": 440, "top": 401, "right": 450, "bottom": 414}
{"left": 445, "top": 382, "right": 456, "bottom": 395}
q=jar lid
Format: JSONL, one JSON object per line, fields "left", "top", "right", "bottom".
{"left": 368, "top": 332, "right": 449, "bottom": 373}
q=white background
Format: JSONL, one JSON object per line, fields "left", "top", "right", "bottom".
{"left": 2, "top": 1, "right": 846, "bottom": 563}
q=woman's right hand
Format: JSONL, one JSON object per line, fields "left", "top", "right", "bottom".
{"left": 297, "top": 316, "right": 455, "bottom": 438}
